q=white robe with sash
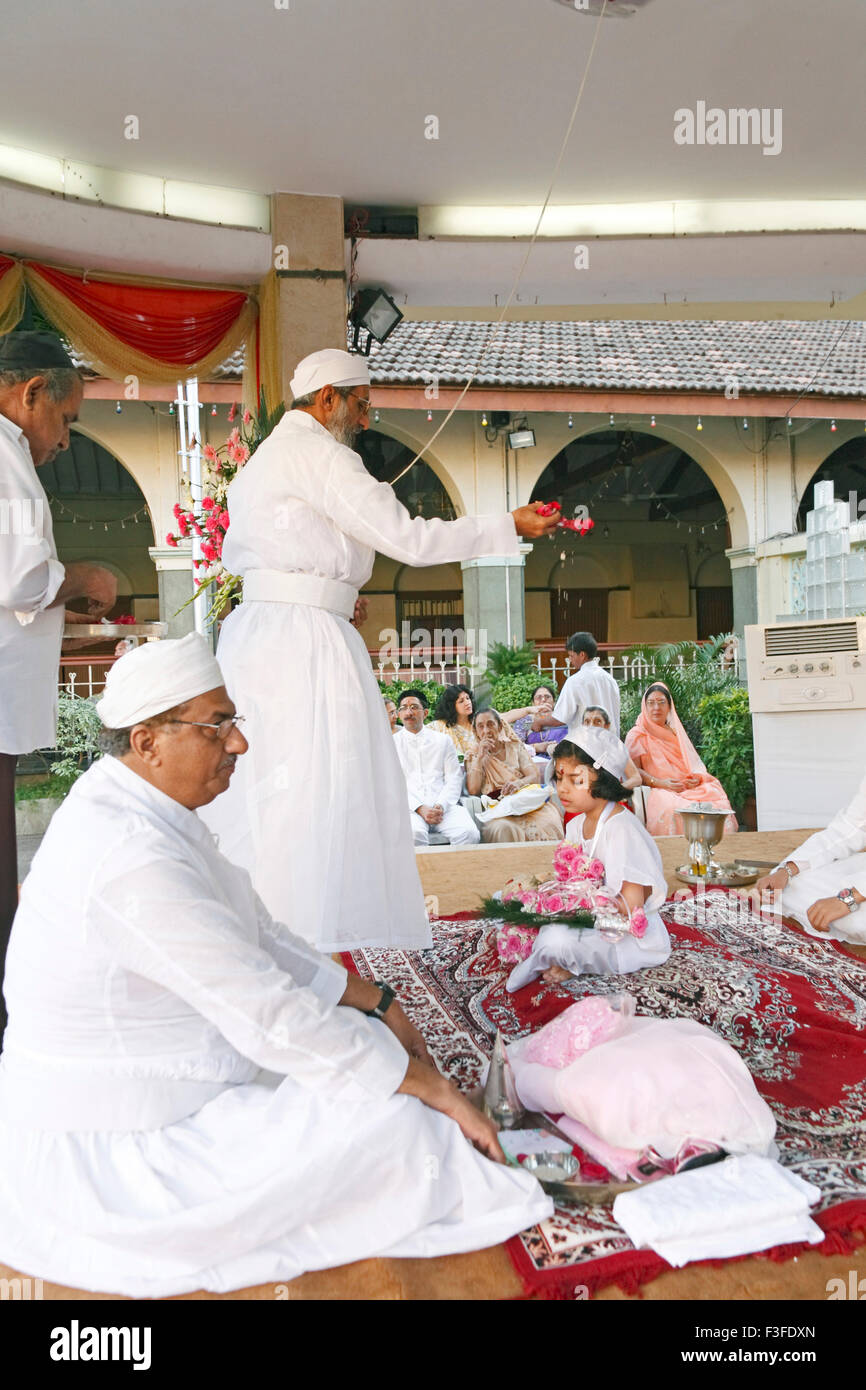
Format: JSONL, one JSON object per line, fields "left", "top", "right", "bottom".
{"left": 201, "top": 409, "right": 519, "bottom": 950}
{"left": 0, "top": 756, "right": 551, "bottom": 1298}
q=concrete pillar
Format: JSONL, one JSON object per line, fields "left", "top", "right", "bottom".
{"left": 271, "top": 193, "right": 347, "bottom": 403}
{"left": 726, "top": 546, "right": 758, "bottom": 644}
{"left": 462, "top": 544, "right": 532, "bottom": 684}
{"left": 149, "top": 545, "right": 197, "bottom": 639}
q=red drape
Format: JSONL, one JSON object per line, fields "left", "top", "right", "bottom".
{"left": 27, "top": 262, "right": 249, "bottom": 366}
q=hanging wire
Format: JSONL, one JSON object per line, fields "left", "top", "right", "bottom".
{"left": 389, "top": 0, "right": 612, "bottom": 486}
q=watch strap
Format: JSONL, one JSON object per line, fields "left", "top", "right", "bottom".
{"left": 364, "top": 981, "right": 396, "bottom": 1019}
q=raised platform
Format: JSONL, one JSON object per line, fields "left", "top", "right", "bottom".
{"left": 4, "top": 828, "right": 863, "bottom": 1301}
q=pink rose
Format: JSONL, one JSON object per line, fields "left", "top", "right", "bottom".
{"left": 587, "top": 858, "right": 605, "bottom": 882}
{"left": 630, "top": 909, "right": 648, "bottom": 939}
{"left": 495, "top": 925, "right": 537, "bottom": 965}
{"left": 540, "top": 892, "right": 566, "bottom": 915}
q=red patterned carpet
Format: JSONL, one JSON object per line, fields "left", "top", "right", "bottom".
{"left": 342, "top": 889, "right": 866, "bottom": 1298}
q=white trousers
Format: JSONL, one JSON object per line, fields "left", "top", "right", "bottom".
{"left": 410, "top": 804, "right": 480, "bottom": 846}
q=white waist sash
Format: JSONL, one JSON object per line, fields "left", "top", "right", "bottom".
{"left": 242, "top": 569, "right": 357, "bottom": 621}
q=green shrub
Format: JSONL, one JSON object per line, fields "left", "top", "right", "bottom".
{"left": 696, "top": 687, "right": 755, "bottom": 813}
{"left": 14, "top": 772, "right": 78, "bottom": 804}
{"left": 488, "top": 673, "right": 555, "bottom": 715}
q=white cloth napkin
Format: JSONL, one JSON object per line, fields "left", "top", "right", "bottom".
{"left": 612, "top": 1154, "right": 823, "bottom": 1267}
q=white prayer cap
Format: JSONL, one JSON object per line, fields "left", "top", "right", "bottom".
{"left": 570, "top": 725, "right": 628, "bottom": 781}
{"left": 95, "top": 634, "right": 225, "bottom": 729}
{"left": 289, "top": 348, "right": 370, "bottom": 400}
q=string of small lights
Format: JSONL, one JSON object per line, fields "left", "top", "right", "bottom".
{"left": 47, "top": 496, "right": 152, "bottom": 532}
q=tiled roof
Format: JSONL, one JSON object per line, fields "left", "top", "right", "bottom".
{"left": 363, "top": 319, "right": 866, "bottom": 397}
{"left": 72, "top": 321, "right": 866, "bottom": 397}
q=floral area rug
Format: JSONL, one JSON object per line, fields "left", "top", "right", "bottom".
{"left": 342, "top": 889, "right": 866, "bottom": 1298}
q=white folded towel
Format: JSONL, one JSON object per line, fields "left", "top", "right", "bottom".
{"left": 612, "top": 1154, "right": 823, "bottom": 1267}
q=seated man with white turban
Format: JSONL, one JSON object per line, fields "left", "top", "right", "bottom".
{"left": 0, "top": 635, "right": 550, "bottom": 1298}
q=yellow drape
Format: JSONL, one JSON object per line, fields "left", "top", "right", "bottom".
{"left": 0, "top": 256, "right": 258, "bottom": 385}
{"left": 0, "top": 262, "right": 25, "bottom": 334}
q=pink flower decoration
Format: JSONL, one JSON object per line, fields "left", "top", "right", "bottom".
{"left": 630, "top": 909, "right": 648, "bottom": 939}
{"left": 203, "top": 444, "right": 217, "bottom": 462}
{"left": 165, "top": 532, "right": 178, "bottom": 547}
{"left": 228, "top": 403, "right": 237, "bottom": 423}
{"left": 200, "top": 540, "right": 217, "bottom": 562}
{"left": 588, "top": 858, "right": 606, "bottom": 882}
{"left": 172, "top": 502, "right": 183, "bottom": 519}
{"left": 243, "top": 409, "right": 252, "bottom": 424}
{"left": 177, "top": 516, "right": 189, "bottom": 537}
{"left": 540, "top": 892, "right": 566, "bottom": 915}
{"left": 495, "top": 924, "right": 537, "bottom": 965}
{"left": 201, "top": 495, "right": 215, "bottom": 511}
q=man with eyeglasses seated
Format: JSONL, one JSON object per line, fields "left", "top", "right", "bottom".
{"left": 0, "top": 634, "right": 550, "bottom": 1298}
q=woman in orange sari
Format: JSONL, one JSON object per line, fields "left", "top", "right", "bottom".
{"left": 624, "top": 682, "right": 737, "bottom": 837}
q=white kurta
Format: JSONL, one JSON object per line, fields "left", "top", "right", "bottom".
{"left": 553, "top": 659, "right": 621, "bottom": 739}
{"left": 393, "top": 725, "right": 463, "bottom": 811}
{"left": 778, "top": 768, "right": 866, "bottom": 944}
{"left": 0, "top": 756, "right": 551, "bottom": 1297}
{"left": 201, "top": 409, "right": 519, "bottom": 950}
{"left": 506, "top": 804, "right": 671, "bottom": 990}
{"left": 0, "top": 412, "right": 65, "bottom": 754}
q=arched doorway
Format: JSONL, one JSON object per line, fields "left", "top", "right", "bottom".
{"left": 355, "top": 430, "right": 462, "bottom": 638}
{"left": 797, "top": 437, "right": 866, "bottom": 530}
{"left": 40, "top": 431, "right": 157, "bottom": 620}
{"left": 529, "top": 429, "right": 733, "bottom": 644}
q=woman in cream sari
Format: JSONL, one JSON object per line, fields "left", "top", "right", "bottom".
{"left": 464, "top": 709, "right": 563, "bottom": 843}
{"left": 624, "top": 682, "right": 737, "bottom": 837}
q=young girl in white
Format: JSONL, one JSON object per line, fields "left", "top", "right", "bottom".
{"left": 506, "top": 727, "right": 672, "bottom": 991}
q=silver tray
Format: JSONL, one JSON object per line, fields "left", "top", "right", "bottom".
{"left": 675, "top": 862, "right": 761, "bottom": 887}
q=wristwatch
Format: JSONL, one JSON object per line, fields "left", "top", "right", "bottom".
{"left": 363, "top": 980, "right": 396, "bottom": 1020}
{"left": 836, "top": 888, "right": 859, "bottom": 914}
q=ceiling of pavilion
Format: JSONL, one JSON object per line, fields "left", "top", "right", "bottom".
{"left": 1, "top": 0, "right": 863, "bottom": 208}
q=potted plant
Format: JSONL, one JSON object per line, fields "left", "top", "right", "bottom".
{"left": 15, "top": 691, "right": 103, "bottom": 835}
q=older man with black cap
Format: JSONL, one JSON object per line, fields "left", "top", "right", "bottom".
{"left": 201, "top": 347, "right": 560, "bottom": 954}
{"left": 0, "top": 635, "right": 551, "bottom": 1297}
{"left": 0, "top": 331, "right": 117, "bottom": 1031}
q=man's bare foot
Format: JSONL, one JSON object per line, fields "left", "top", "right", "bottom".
{"left": 542, "top": 964, "right": 573, "bottom": 985}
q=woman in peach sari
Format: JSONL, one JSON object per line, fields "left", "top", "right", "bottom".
{"left": 624, "top": 682, "right": 737, "bottom": 837}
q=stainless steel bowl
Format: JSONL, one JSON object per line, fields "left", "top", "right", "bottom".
{"left": 519, "top": 1151, "right": 580, "bottom": 1183}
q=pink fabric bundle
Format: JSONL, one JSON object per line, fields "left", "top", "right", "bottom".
{"left": 507, "top": 995, "right": 776, "bottom": 1176}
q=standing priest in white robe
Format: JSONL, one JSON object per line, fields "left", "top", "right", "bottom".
{"left": 201, "top": 348, "right": 559, "bottom": 952}
{"left": 0, "top": 636, "right": 551, "bottom": 1299}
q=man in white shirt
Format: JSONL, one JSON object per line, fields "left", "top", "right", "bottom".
{"left": 0, "top": 332, "right": 117, "bottom": 1035}
{"left": 756, "top": 768, "right": 866, "bottom": 943}
{"left": 533, "top": 630, "right": 621, "bottom": 741}
{"left": 0, "top": 635, "right": 550, "bottom": 1296}
{"left": 393, "top": 689, "right": 480, "bottom": 846}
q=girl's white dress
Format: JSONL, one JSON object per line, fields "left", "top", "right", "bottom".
{"left": 506, "top": 803, "right": 672, "bottom": 991}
